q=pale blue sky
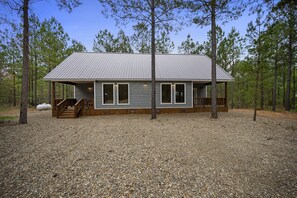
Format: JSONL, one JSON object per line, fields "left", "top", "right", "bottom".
{"left": 2, "top": 0, "right": 256, "bottom": 53}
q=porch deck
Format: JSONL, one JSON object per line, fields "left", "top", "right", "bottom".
{"left": 52, "top": 98, "right": 228, "bottom": 117}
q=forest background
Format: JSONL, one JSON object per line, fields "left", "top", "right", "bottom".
{"left": 0, "top": 0, "right": 296, "bottom": 114}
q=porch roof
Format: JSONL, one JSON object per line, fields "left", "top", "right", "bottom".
{"left": 44, "top": 52, "right": 234, "bottom": 82}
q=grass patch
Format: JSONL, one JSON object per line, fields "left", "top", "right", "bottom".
{"left": 0, "top": 106, "right": 18, "bottom": 112}
{"left": 0, "top": 116, "right": 17, "bottom": 121}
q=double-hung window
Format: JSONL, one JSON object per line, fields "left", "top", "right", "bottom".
{"left": 175, "top": 83, "right": 186, "bottom": 104}
{"left": 161, "top": 83, "right": 172, "bottom": 104}
{"left": 118, "top": 83, "right": 129, "bottom": 105}
{"left": 103, "top": 84, "right": 114, "bottom": 105}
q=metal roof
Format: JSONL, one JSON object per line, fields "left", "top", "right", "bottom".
{"left": 44, "top": 52, "right": 234, "bottom": 82}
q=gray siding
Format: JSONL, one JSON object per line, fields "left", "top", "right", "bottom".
{"left": 75, "top": 83, "right": 94, "bottom": 100}
{"left": 95, "top": 81, "right": 193, "bottom": 109}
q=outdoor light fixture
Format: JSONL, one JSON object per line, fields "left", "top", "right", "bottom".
{"left": 88, "top": 87, "right": 93, "bottom": 92}
{"left": 144, "top": 82, "right": 147, "bottom": 87}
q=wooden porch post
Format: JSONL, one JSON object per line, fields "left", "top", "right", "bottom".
{"left": 225, "top": 82, "right": 228, "bottom": 107}
{"left": 51, "top": 81, "right": 56, "bottom": 117}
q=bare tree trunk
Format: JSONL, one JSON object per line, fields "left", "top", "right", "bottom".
{"left": 253, "top": 70, "right": 259, "bottom": 121}
{"left": 19, "top": 0, "right": 29, "bottom": 124}
{"left": 230, "top": 59, "right": 235, "bottom": 109}
{"left": 66, "top": 84, "right": 68, "bottom": 98}
{"left": 272, "top": 54, "right": 277, "bottom": 111}
{"left": 13, "top": 72, "right": 16, "bottom": 106}
{"left": 48, "top": 82, "right": 51, "bottom": 104}
{"left": 260, "top": 70, "right": 264, "bottom": 110}
{"left": 285, "top": 4, "right": 293, "bottom": 111}
{"left": 283, "top": 70, "right": 286, "bottom": 108}
{"left": 211, "top": 0, "right": 218, "bottom": 119}
{"left": 292, "top": 65, "right": 296, "bottom": 110}
{"left": 61, "top": 84, "right": 64, "bottom": 99}
{"left": 34, "top": 53, "right": 38, "bottom": 106}
{"left": 48, "top": 65, "right": 51, "bottom": 104}
{"left": 231, "top": 82, "right": 234, "bottom": 109}
{"left": 30, "top": 60, "right": 34, "bottom": 105}
{"left": 237, "top": 80, "right": 240, "bottom": 108}
{"left": 151, "top": 0, "right": 156, "bottom": 119}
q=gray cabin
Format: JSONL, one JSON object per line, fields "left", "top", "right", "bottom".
{"left": 44, "top": 53, "right": 233, "bottom": 118}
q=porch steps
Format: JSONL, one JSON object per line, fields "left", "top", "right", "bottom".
{"left": 58, "top": 109, "right": 76, "bottom": 119}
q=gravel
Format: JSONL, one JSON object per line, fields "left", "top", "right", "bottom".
{"left": 0, "top": 110, "right": 296, "bottom": 197}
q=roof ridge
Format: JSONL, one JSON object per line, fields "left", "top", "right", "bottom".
{"left": 73, "top": 52, "right": 206, "bottom": 56}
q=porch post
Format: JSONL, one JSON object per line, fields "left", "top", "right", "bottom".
{"left": 225, "top": 82, "right": 228, "bottom": 107}
{"left": 51, "top": 81, "right": 56, "bottom": 117}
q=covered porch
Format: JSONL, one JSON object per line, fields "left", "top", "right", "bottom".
{"left": 51, "top": 81, "right": 229, "bottom": 118}
{"left": 51, "top": 81, "right": 94, "bottom": 118}
{"left": 192, "top": 82, "right": 228, "bottom": 109}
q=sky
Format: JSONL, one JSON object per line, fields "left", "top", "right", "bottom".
{"left": 1, "top": 0, "right": 257, "bottom": 53}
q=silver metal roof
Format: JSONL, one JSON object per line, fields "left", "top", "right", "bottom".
{"left": 44, "top": 52, "right": 234, "bottom": 82}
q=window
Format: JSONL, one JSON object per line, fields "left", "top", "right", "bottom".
{"left": 118, "top": 83, "right": 129, "bottom": 104}
{"left": 161, "top": 84, "right": 172, "bottom": 104}
{"left": 103, "top": 84, "right": 114, "bottom": 104}
{"left": 175, "top": 84, "right": 185, "bottom": 103}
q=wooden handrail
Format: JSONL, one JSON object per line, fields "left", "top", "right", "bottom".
{"left": 74, "top": 99, "right": 84, "bottom": 118}
{"left": 56, "top": 99, "right": 77, "bottom": 118}
{"left": 56, "top": 99, "right": 67, "bottom": 118}
{"left": 193, "top": 97, "right": 226, "bottom": 107}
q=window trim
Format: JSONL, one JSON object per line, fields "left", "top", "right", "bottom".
{"left": 117, "top": 83, "right": 130, "bottom": 105}
{"left": 160, "top": 83, "right": 172, "bottom": 104}
{"left": 102, "top": 83, "right": 115, "bottom": 105}
{"left": 174, "top": 83, "right": 186, "bottom": 104}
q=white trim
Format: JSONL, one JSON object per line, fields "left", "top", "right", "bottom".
{"left": 94, "top": 81, "right": 96, "bottom": 109}
{"left": 102, "top": 83, "right": 115, "bottom": 105}
{"left": 95, "top": 106, "right": 190, "bottom": 110}
{"left": 73, "top": 85, "right": 76, "bottom": 99}
{"left": 160, "top": 83, "right": 172, "bottom": 104}
{"left": 174, "top": 83, "right": 186, "bottom": 104}
{"left": 117, "top": 83, "right": 130, "bottom": 105}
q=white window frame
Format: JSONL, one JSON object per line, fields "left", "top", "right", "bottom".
{"left": 117, "top": 83, "right": 130, "bottom": 105}
{"left": 102, "top": 83, "right": 115, "bottom": 105}
{"left": 174, "top": 83, "right": 186, "bottom": 104}
{"left": 160, "top": 83, "right": 172, "bottom": 104}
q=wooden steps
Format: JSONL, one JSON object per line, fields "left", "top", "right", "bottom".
{"left": 58, "top": 108, "right": 76, "bottom": 118}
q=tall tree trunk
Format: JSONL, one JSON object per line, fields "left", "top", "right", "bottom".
{"left": 231, "top": 82, "right": 234, "bottom": 109}
{"left": 230, "top": 59, "right": 235, "bottom": 109}
{"left": 30, "top": 60, "right": 34, "bottom": 105}
{"left": 292, "top": 65, "right": 296, "bottom": 110}
{"left": 283, "top": 70, "right": 286, "bottom": 108}
{"left": 260, "top": 70, "right": 264, "bottom": 110}
{"left": 34, "top": 53, "right": 38, "bottom": 106}
{"left": 66, "top": 84, "right": 68, "bottom": 98}
{"left": 253, "top": 71, "right": 259, "bottom": 121}
{"left": 237, "top": 80, "right": 240, "bottom": 108}
{"left": 19, "top": 0, "right": 29, "bottom": 124}
{"left": 62, "top": 84, "right": 65, "bottom": 99}
{"left": 272, "top": 54, "right": 277, "bottom": 111}
{"left": 285, "top": 4, "right": 293, "bottom": 111}
{"left": 13, "top": 72, "right": 16, "bottom": 106}
{"left": 48, "top": 66, "right": 51, "bottom": 104}
{"left": 211, "top": 0, "right": 218, "bottom": 119}
{"left": 254, "top": 24, "right": 261, "bottom": 121}
{"left": 151, "top": 0, "right": 156, "bottom": 119}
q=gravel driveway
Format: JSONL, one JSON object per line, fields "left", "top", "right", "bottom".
{"left": 0, "top": 110, "right": 296, "bottom": 197}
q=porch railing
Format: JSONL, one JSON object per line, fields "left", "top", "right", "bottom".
{"left": 193, "top": 97, "right": 226, "bottom": 107}
{"left": 74, "top": 99, "right": 84, "bottom": 118}
{"left": 56, "top": 99, "right": 77, "bottom": 118}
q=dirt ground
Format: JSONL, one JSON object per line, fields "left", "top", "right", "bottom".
{"left": 0, "top": 109, "right": 296, "bottom": 197}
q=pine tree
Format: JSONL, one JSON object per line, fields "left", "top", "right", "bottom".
{"left": 99, "top": 0, "right": 183, "bottom": 119}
